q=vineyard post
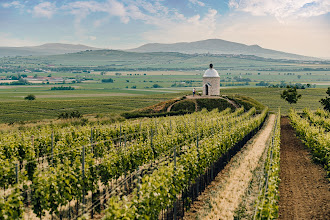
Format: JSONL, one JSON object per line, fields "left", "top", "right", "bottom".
{"left": 124, "top": 134, "right": 127, "bottom": 193}
{"left": 150, "top": 127, "right": 156, "bottom": 163}
{"left": 91, "top": 128, "right": 93, "bottom": 154}
{"left": 195, "top": 118, "right": 197, "bottom": 131}
{"left": 270, "top": 137, "right": 274, "bottom": 163}
{"left": 51, "top": 132, "right": 54, "bottom": 167}
{"left": 31, "top": 135, "right": 36, "bottom": 163}
{"left": 196, "top": 134, "right": 199, "bottom": 195}
{"left": 173, "top": 145, "right": 177, "bottom": 220}
{"left": 82, "top": 145, "right": 85, "bottom": 214}
{"left": 136, "top": 167, "right": 140, "bottom": 199}
{"left": 15, "top": 162, "right": 18, "bottom": 184}
{"left": 119, "top": 125, "right": 122, "bottom": 147}
{"left": 170, "top": 120, "right": 172, "bottom": 132}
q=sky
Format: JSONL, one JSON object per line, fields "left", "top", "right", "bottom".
{"left": 1, "top": 0, "right": 329, "bottom": 58}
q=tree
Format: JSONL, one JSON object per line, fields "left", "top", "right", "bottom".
{"left": 281, "top": 86, "right": 301, "bottom": 104}
{"left": 101, "top": 78, "right": 113, "bottom": 83}
{"left": 24, "top": 94, "right": 36, "bottom": 101}
{"left": 320, "top": 87, "right": 330, "bottom": 111}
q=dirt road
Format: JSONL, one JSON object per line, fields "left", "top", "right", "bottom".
{"left": 278, "top": 117, "right": 330, "bottom": 219}
{"left": 184, "top": 114, "right": 275, "bottom": 220}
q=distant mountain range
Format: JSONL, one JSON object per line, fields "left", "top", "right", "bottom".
{"left": 0, "top": 39, "right": 320, "bottom": 61}
{"left": 0, "top": 43, "right": 100, "bottom": 57}
{"left": 129, "top": 39, "right": 318, "bottom": 61}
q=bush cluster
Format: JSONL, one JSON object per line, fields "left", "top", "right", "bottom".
{"left": 58, "top": 110, "right": 82, "bottom": 119}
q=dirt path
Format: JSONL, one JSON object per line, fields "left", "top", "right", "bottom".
{"left": 184, "top": 114, "right": 275, "bottom": 220}
{"left": 278, "top": 117, "right": 330, "bottom": 219}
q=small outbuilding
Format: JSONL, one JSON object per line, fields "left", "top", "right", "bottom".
{"left": 203, "top": 64, "right": 220, "bottom": 96}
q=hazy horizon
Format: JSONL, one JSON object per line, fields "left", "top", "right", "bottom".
{"left": 1, "top": 0, "right": 329, "bottom": 58}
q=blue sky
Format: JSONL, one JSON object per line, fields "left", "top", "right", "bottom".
{"left": 1, "top": 0, "right": 329, "bottom": 58}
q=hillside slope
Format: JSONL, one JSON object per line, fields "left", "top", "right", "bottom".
{"left": 5, "top": 49, "right": 324, "bottom": 71}
{"left": 129, "top": 39, "right": 318, "bottom": 61}
{"left": 0, "top": 43, "right": 101, "bottom": 57}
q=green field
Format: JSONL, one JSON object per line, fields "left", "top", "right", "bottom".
{"left": 0, "top": 86, "right": 327, "bottom": 124}
{"left": 222, "top": 87, "right": 326, "bottom": 115}
{"left": 0, "top": 50, "right": 329, "bottom": 124}
{"left": 0, "top": 92, "right": 185, "bottom": 124}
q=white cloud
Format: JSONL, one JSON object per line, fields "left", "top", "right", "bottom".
{"left": 2, "top": 1, "right": 23, "bottom": 9}
{"left": 142, "top": 8, "right": 218, "bottom": 43}
{"left": 229, "top": 0, "right": 330, "bottom": 20}
{"left": 61, "top": 0, "right": 129, "bottom": 40}
{"left": 33, "top": 2, "right": 56, "bottom": 18}
{"left": 63, "top": 0, "right": 129, "bottom": 24}
{"left": 189, "top": 0, "right": 205, "bottom": 7}
{"left": 2, "top": 0, "right": 328, "bottom": 57}
{"left": 104, "top": 0, "right": 129, "bottom": 23}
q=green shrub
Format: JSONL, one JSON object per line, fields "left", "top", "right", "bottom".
{"left": 58, "top": 110, "right": 82, "bottom": 119}
{"left": 24, "top": 94, "right": 36, "bottom": 100}
{"left": 171, "top": 100, "right": 195, "bottom": 112}
{"left": 101, "top": 78, "right": 114, "bottom": 83}
{"left": 196, "top": 99, "right": 235, "bottom": 112}
{"left": 51, "top": 86, "right": 75, "bottom": 90}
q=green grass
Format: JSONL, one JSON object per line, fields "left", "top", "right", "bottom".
{"left": 0, "top": 93, "right": 184, "bottom": 123}
{"left": 221, "top": 87, "right": 327, "bottom": 115}
{"left": 1, "top": 49, "right": 328, "bottom": 125}
{"left": 0, "top": 79, "right": 328, "bottom": 124}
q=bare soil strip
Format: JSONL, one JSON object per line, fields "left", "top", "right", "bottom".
{"left": 184, "top": 114, "right": 275, "bottom": 220}
{"left": 278, "top": 117, "right": 330, "bottom": 219}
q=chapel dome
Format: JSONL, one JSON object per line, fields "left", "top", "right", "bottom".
{"left": 203, "top": 64, "right": 219, "bottom": 77}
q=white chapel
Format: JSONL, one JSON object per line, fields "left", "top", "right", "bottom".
{"left": 203, "top": 64, "right": 220, "bottom": 96}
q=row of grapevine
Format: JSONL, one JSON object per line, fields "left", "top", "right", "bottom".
{"left": 254, "top": 110, "right": 281, "bottom": 219}
{"left": 28, "top": 107, "right": 256, "bottom": 219}
{"left": 315, "top": 108, "right": 330, "bottom": 118}
{"left": 0, "top": 107, "right": 238, "bottom": 190}
{"left": 289, "top": 109, "right": 330, "bottom": 178}
{"left": 0, "top": 188, "right": 23, "bottom": 219}
{"left": 0, "top": 107, "right": 235, "bottom": 163}
{"left": 104, "top": 107, "right": 268, "bottom": 219}
{"left": 1, "top": 107, "right": 258, "bottom": 219}
{"left": 302, "top": 108, "right": 330, "bottom": 131}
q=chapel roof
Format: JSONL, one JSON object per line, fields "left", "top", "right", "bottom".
{"left": 203, "top": 64, "right": 219, "bottom": 77}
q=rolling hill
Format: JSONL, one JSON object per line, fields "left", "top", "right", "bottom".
{"left": 0, "top": 43, "right": 101, "bottom": 57}
{"left": 4, "top": 49, "right": 327, "bottom": 72}
{"left": 129, "top": 39, "right": 318, "bottom": 61}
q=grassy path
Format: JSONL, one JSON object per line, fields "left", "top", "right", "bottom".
{"left": 278, "top": 117, "right": 330, "bottom": 219}
{"left": 184, "top": 114, "right": 275, "bottom": 220}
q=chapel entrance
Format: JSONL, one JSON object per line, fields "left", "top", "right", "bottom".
{"left": 205, "top": 84, "right": 209, "bottom": 95}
